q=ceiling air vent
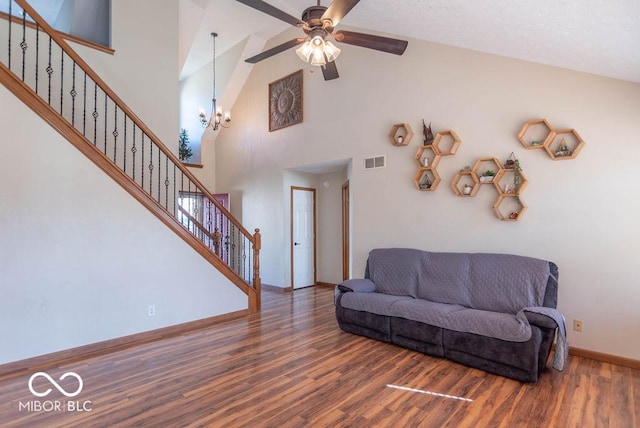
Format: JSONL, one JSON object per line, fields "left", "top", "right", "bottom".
{"left": 364, "top": 155, "right": 386, "bottom": 170}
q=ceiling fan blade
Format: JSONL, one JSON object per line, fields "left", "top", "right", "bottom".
{"left": 333, "top": 30, "right": 408, "bottom": 55}
{"left": 245, "top": 38, "right": 305, "bottom": 63}
{"left": 321, "top": 59, "right": 339, "bottom": 81}
{"left": 235, "top": 0, "right": 305, "bottom": 27}
{"left": 321, "top": 0, "right": 360, "bottom": 28}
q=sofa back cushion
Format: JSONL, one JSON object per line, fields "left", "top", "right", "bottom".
{"left": 466, "top": 253, "right": 550, "bottom": 313}
{"left": 415, "top": 252, "right": 473, "bottom": 307}
{"left": 366, "top": 248, "right": 425, "bottom": 298}
{"left": 367, "top": 249, "right": 552, "bottom": 313}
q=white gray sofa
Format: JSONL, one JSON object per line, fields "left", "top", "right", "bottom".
{"left": 335, "top": 248, "right": 567, "bottom": 382}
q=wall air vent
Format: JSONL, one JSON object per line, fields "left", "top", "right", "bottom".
{"left": 364, "top": 155, "right": 386, "bottom": 170}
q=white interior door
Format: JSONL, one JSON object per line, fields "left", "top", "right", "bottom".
{"left": 292, "top": 187, "right": 315, "bottom": 289}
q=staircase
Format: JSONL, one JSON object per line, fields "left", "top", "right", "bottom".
{"left": 0, "top": 0, "right": 261, "bottom": 311}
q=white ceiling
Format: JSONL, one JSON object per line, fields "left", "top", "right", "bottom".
{"left": 179, "top": 0, "right": 640, "bottom": 84}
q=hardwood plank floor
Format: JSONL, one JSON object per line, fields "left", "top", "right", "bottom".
{"left": 0, "top": 287, "right": 638, "bottom": 427}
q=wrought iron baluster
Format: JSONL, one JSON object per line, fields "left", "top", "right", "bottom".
{"left": 123, "top": 116, "right": 127, "bottom": 174}
{"left": 92, "top": 82, "right": 98, "bottom": 145}
{"left": 149, "top": 139, "right": 153, "bottom": 195}
{"left": 20, "top": 11, "right": 26, "bottom": 81}
{"left": 179, "top": 188, "right": 185, "bottom": 229}
{"left": 157, "top": 144, "right": 161, "bottom": 202}
{"left": 35, "top": 24, "right": 39, "bottom": 94}
{"left": 173, "top": 164, "right": 176, "bottom": 216}
{"left": 164, "top": 156, "right": 170, "bottom": 210}
{"left": 187, "top": 180, "right": 192, "bottom": 232}
{"left": 231, "top": 223, "right": 236, "bottom": 272}
{"left": 70, "top": 62, "right": 77, "bottom": 126}
{"left": 180, "top": 171, "right": 184, "bottom": 218}
{"left": 7, "top": 0, "right": 12, "bottom": 70}
{"left": 113, "top": 104, "right": 118, "bottom": 162}
{"left": 60, "top": 51, "right": 64, "bottom": 115}
{"left": 249, "top": 239, "right": 253, "bottom": 284}
{"left": 82, "top": 72, "right": 86, "bottom": 135}
{"left": 131, "top": 124, "right": 137, "bottom": 182}
{"left": 243, "top": 236, "right": 248, "bottom": 281}
{"left": 141, "top": 133, "right": 145, "bottom": 191}
{"left": 46, "top": 36, "right": 52, "bottom": 105}
{"left": 103, "top": 91, "right": 107, "bottom": 154}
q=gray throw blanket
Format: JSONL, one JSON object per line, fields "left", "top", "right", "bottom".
{"left": 522, "top": 307, "right": 568, "bottom": 371}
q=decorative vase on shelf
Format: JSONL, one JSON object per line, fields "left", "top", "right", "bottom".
{"left": 396, "top": 135, "right": 404, "bottom": 144}
{"left": 463, "top": 184, "right": 472, "bottom": 195}
{"left": 421, "top": 156, "right": 429, "bottom": 166}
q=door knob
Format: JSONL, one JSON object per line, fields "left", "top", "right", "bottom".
{"left": 294, "top": 242, "right": 300, "bottom": 246}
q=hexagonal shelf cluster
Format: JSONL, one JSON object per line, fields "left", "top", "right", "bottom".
{"left": 414, "top": 130, "right": 461, "bottom": 191}
{"left": 518, "top": 119, "right": 585, "bottom": 160}
{"left": 451, "top": 156, "right": 529, "bottom": 221}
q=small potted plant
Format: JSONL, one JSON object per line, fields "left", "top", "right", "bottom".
{"left": 480, "top": 169, "right": 495, "bottom": 183}
{"left": 463, "top": 184, "right": 473, "bottom": 195}
{"left": 178, "top": 128, "right": 193, "bottom": 162}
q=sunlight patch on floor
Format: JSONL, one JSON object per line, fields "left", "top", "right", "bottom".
{"left": 386, "top": 384, "right": 473, "bottom": 403}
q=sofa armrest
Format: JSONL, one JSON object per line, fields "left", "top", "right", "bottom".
{"left": 337, "top": 278, "right": 376, "bottom": 293}
{"left": 524, "top": 311, "right": 558, "bottom": 330}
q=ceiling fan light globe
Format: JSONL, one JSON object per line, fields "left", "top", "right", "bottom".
{"left": 310, "top": 46, "right": 326, "bottom": 66}
{"left": 323, "top": 40, "right": 341, "bottom": 62}
{"left": 311, "top": 34, "right": 324, "bottom": 47}
{"left": 296, "top": 41, "right": 313, "bottom": 62}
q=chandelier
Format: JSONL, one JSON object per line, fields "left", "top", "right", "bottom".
{"left": 295, "top": 30, "right": 341, "bottom": 67}
{"left": 199, "top": 32, "right": 231, "bottom": 130}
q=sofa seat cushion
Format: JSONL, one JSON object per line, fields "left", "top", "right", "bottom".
{"left": 389, "top": 298, "right": 467, "bottom": 325}
{"left": 340, "top": 292, "right": 413, "bottom": 317}
{"left": 445, "top": 308, "right": 532, "bottom": 342}
{"left": 390, "top": 298, "right": 532, "bottom": 343}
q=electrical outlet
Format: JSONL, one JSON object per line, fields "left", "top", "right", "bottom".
{"left": 573, "top": 319, "right": 583, "bottom": 332}
{"left": 148, "top": 305, "right": 155, "bottom": 317}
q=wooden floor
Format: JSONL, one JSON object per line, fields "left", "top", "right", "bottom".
{"left": 1, "top": 287, "right": 638, "bottom": 427}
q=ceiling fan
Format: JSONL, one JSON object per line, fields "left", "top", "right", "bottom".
{"left": 236, "top": 0, "right": 408, "bottom": 80}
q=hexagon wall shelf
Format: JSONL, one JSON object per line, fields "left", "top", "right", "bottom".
{"left": 414, "top": 145, "right": 441, "bottom": 168}
{"left": 493, "top": 195, "right": 528, "bottom": 221}
{"left": 414, "top": 168, "right": 440, "bottom": 191}
{"left": 433, "top": 130, "right": 461, "bottom": 156}
{"left": 544, "top": 129, "right": 585, "bottom": 160}
{"left": 451, "top": 171, "right": 480, "bottom": 197}
{"left": 518, "top": 118, "right": 553, "bottom": 150}
{"left": 389, "top": 123, "right": 413, "bottom": 146}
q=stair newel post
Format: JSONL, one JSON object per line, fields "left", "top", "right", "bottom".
{"left": 253, "top": 228, "right": 262, "bottom": 310}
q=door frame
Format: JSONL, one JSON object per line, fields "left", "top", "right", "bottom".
{"left": 342, "top": 180, "right": 350, "bottom": 280}
{"left": 290, "top": 186, "right": 317, "bottom": 290}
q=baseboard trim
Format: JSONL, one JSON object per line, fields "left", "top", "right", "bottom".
{"left": 316, "top": 281, "right": 336, "bottom": 288}
{"left": 262, "top": 284, "right": 290, "bottom": 293}
{"left": 569, "top": 346, "right": 640, "bottom": 370}
{"left": 0, "top": 309, "right": 248, "bottom": 380}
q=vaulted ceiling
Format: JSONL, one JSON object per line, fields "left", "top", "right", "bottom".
{"left": 179, "top": 0, "right": 640, "bottom": 84}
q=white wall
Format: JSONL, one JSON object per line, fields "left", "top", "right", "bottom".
{"left": 215, "top": 27, "right": 640, "bottom": 360}
{"left": 0, "top": 86, "right": 246, "bottom": 365}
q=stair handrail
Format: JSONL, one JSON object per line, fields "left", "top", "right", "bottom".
{"left": 12, "top": 0, "right": 254, "bottom": 243}
{"left": 3, "top": 0, "right": 261, "bottom": 309}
